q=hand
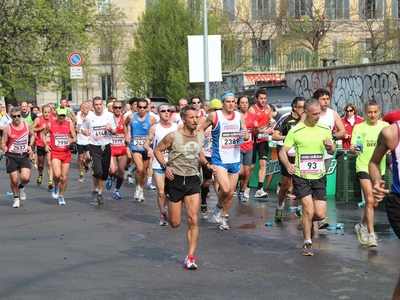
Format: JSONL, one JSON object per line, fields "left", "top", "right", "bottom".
{"left": 286, "top": 163, "right": 297, "bottom": 175}
{"left": 165, "top": 166, "right": 175, "bottom": 180}
{"left": 372, "top": 180, "right": 389, "bottom": 202}
{"left": 146, "top": 148, "right": 154, "bottom": 158}
{"left": 207, "top": 163, "right": 217, "bottom": 175}
{"left": 323, "top": 138, "right": 334, "bottom": 150}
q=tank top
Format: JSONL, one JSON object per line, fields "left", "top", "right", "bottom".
{"left": 319, "top": 108, "right": 335, "bottom": 159}
{"left": 392, "top": 121, "right": 400, "bottom": 194}
{"left": 240, "top": 112, "right": 257, "bottom": 151}
{"left": 49, "top": 119, "right": 71, "bottom": 152}
{"left": 211, "top": 110, "right": 241, "bottom": 164}
{"left": 21, "top": 112, "right": 33, "bottom": 125}
{"left": 167, "top": 130, "right": 204, "bottom": 176}
{"left": 203, "top": 126, "right": 213, "bottom": 158}
{"left": 111, "top": 115, "right": 125, "bottom": 148}
{"left": 252, "top": 104, "right": 270, "bottom": 143}
{"left": 35, "top": 116, "right": 51, "bottom": 147}
{"left": 130, "top": 113, "right": 151, "bottom": 151}
{"left": 152, "top": 122, "right": 178, "bottom": 169}
{"left": 7, "top": 121, "right": 29, "bottom": 155}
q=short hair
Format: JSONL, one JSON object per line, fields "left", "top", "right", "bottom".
{"left": 304, "top": 98, "right": 320, "bottom": 111}
{"left": 137, "top": 98, "right": 148, "bottom": 107}
{"left": 291, "top": 96, "right": 306, "bottom": 110}
{"left": 10, "top": 107, "right": 21, "bottom": 115}
{"left": 42, "top": 104, "right": 51, "bottom": 111}
{"left": 364, "top": 100, "right": 380, "bottom": 110}
{"left": 158, "top": 103, "right": 169, "bottom": 112}
{"left": 255, "top": 89, "right": 267, "bottom": 98}
{"left": 180, "top": 104, "right": 197, "bottom": 119}
{"left": 313, "top": 88, "right": 330, "bottom": 100}
{"left": 190, "top": 96, "right": 202, "bottom": 104}
{"left": 269, "top": 104, "right": 277, "bottom": 112}
{"left": 93, "top": 96, "right": 102, "bottom": 102}
{"left": 129, "top": 97, "right": 138, "bottom": 105}
{"left": 343, "top": 103, "right": 358, "bottom": 115}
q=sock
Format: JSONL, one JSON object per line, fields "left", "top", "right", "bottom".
{"left": 147, "top": 177, "right": 152, "bottom": 185}
{"left": 359, "top": 223, "right": 366, "bottom": 229}
{"left": 14, "top": 195, "right": 18, "bottom": 198}
{"left": 200, "top": 184, "right": 209, "bottom": 205}
{"left": 276, "top": 204, "right": 284, "bottom": 209}
{"left": 116, "top": 176, "right": 123, "bottom": 190}
{"left": 217, "top": 204, "right": 222, "bottom": 209}
{"left": 257, "top": 182, "right": 263, "bottom": 190}
{"left": 18, "top": 183, "right": 24, "bottom": 189}
{"left": 94, "top": 188, "right": 99, "bottom": 192}
{"left": 304, "top": 239, "right": 312, "bottom": 244}
{"left": 79, "top": 172, "right": 84, "bottom": 176}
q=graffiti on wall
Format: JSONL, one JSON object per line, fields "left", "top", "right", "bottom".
{"left": 292, "top": 70, "right": 400, "bottom": 117}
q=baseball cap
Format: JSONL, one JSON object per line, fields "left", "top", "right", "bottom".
{"left": 209, "top": 99, "right": 223, "bottom": 110}
{"left": 56, "top": 107, "right": 67, "bottom": 116}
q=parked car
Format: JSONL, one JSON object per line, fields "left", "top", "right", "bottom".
{"left": 236, "top": 81, "right": 297, "bottom": 115}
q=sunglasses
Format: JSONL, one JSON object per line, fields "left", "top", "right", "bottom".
{"left": 346, "top": 109, "right": 354, "bottom": 113}
{"left": 159, "top": 109, "right": 171, "bottom": 113}
{"left": 11, "top": 115, "right": 21, "bottom": 118}
{"left": 138, "top": 106, "right": 147, "bottom": 110}
{"left": 192, "top": 101, "right": 201, "bottom": 104}
{"left": 113, "top": 106, "right": 122, "bottom": 109}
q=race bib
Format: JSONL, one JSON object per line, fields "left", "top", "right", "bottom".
{"left": 9, "top": 141, "right": 27, "bottom": 153}
{"left": 54, "top": 134, "right": 70, "bottom": 148}
{"left": 111, "top": 134, "right": 125, "bottom": 146}
{"left": 222, "top": 132, "right": 240, "bottom": 149}
{"left": 133, "top": 136, "right": 146, "bottom": 148}
{"left": 93, "top": 126, "right": 108, "bottom": 141}
{"left": 299, "top": 154, "right": 324, "bottom": 175}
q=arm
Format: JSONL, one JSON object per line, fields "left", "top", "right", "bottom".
{"left": 333, "top": 111, "right": 346, "bottom": 139}
{"left": 143, "top": 124, "right": 156, "bottom": 158}
{"left": 154, "top": 132, "right": 175, "bottom": 180}
{"left": 42, "top": 123, "right": 51, "bottom": 152}
{"left": 199, "top": 112, "right": 215, "bottom": 133}
{"left": 69, "top": 122, "right": 77, "bottom": 144}
{"left": 240, "top": 114, "right": 249, "bottom": 140}
{"left": 1, "top": 126, "right": 9, "bottom": 153}
{"left": 124, "top": 114, "right": 132, "bottom": 144}
{"left": 28, "top": 126, "right": 35, "bottom": 154}
{"left": 278, "top": 145, "right": 297, "bottom": 175}
{"left": 323, "top": 137, "right": 336, "bottom": 155}
{"left": 369, "top": 128, "right": 391, "bottom": 201}
{"left": 32, "top": 118, "right": 42, "bottom": 132}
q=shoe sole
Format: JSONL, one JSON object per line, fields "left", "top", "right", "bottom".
{"left": 212, "top": 215, "right": 222, "bottom": 224}
{"left": 367, "top": 243, "right": 378, "bottom": 247}
{"left": 302, "top": 252, "right": 314, "bottom": 256}
{"left": 183, "top": 265, "right": 197, "bottom": 270}
{"left": 318, "top": 223, "right": 329, "bottom": 230}
{"left": 354, "top": 224, "right": 368, "bottom": 245}
{"left": 254, "top": 194, "right": 269, "bottom": 198}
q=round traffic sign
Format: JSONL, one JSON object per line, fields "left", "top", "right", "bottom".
{"left": 68, "top": 52, "right": 84, "bottom": 67}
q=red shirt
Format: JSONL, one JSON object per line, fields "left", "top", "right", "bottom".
{"left": 35, "top": 116, "right": 51, "bottom": 147}
{"left": 111, "top": 115, "right": 125, "bottom": 149}
{"left": 341, "top": 115, "right": 364, "bottom": 148}
{"left": 240, "top": 112, "right": 257, "bottom": 151}
{"left": 252, "top": 104, "right": 270, "bottom": 143}
{"left": 382, "top": 110, "right": 400, "bottom": 124}
{"left": 7, "top": 121, "right": 29, "bottom": 154}
{"left": 49, "top": 119, "right": 71, "bottom": 152}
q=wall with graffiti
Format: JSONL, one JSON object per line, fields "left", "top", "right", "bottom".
{"left": 285, "top": 62, "right": 400, "bottom": 117}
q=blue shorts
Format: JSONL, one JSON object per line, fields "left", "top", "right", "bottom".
{"left": 154, "top": 169, "right": 165, "bottom": 174}
{"left": 213, "top": 162, "right": 240, "bottom": 175}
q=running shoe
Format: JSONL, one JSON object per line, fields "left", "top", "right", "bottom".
{"left": 212, "top": 204, "right": 223, "bottom": 224}
{"left": 58, "top": 196, "right": 66, "bottom": 205}
{"left": 113, "top": 190, "right": 122, "bottom": 200}
{"left": 286, "top": 191, "right": 297, "bottom": 200}
{"left": 19, "top": 188, "right": 27, "bottom": 201}
{"left": 159, "top": 209, "right": 168, "bottom": 226}
{"left": 91, "top": 191, "right": 98, "bottom": 205}
{"left": 84, "top": 162, "right": 89, "bottom": 173}
{"left": 134, "top": 187, "right": 140, "bottom": 200}
{"left": 276, "top": 181, "right": 281, "bottom": 194}
{"left": 254, "top": 189, "right": 268, "bottom": 198}
{"left": 37, "top": 174, "right": 43, "bottom": 186}
{"left": 200, "top": 204, "right": 208, "bottom": 220}
{"left": 145, "top": 183, "right": 156, "bottom": 190}
{"left": 138, "top": 189, "right": 145, "bottom": 202}
{"left": 295, "top": 209, "right": 303, "bottom": 221}
{"left": 219, "top": 216, "right": 230, "bottom": 230}
{"left": 244, "top": 187, "right": 250, "bottom": 199}
{"left": 48, "top": 181, "right": 54, "bottom": 190}
{"left": 302, "top": 242, "right": 314, "bottom": 256}
{"left": 13, "top": 198, "right": 20, "bottom": 208}
{"left": 238, "top": 192, "right": 247, "bottom": 203}
{"left": 98, "top": 194, "right": 104, "bottom": 205}
{"left": 160, "top": 203, "right": 168, "bottom": 221}
{"left": 354, "top": 223, "right": 368, "bottom": 245}
{"left": 52, "top": 187, "right": 59, "bottom": 199}
{"left": 318, "top": 218, "right": 329, "bottom": 229}
{"left": 78, "top": 176, "right": 85, "bottom": 183}
{"left": 367, "top": 233, "right": 378, "bottom": 247}
{"left": 275, "top": 208, "right": 283, "bottom": 222}
{"left": 105, "top": 176, "right": 112, "bottom": 190}
{"left": 183, "top": 255, "right": 198, "bottom": 270}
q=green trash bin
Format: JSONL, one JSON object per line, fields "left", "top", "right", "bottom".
{"left": 326, "top": 152, "right": 337, "bottom": 197}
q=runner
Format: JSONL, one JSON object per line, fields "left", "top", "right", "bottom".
{"left": 144, "top": 103, "right": 177, "bottom": 225}
{"left": 32, "top": 104, "right": 54, "bottom": 190}
{"left": 106, "top": 100, "right": 128, "bottom": 199}
{"left": 75, "top": 101, "right": 91, "bottom": 182}
{"left": 200, "top": 92, "right": 248, "bottom": 230}
{"left": 42, "top": 107, "right": 77, "bottom": 205}
{"left": 1, "top": 107, "right": 35, "bottom": 208}
{"left": 279, "top": 98, "right": 335, "bottom": 256}
{"left": 81, "top": 97, "right": 117, "bottom": 205}
{"left": 154, "top": 105, "right": 216, "bottom": 269}
{"left": 124, "top": 98, "right": 157, "bottom": 202}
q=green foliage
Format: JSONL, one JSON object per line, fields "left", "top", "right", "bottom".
{"left": 0, "top": 0, "right": 96, "bottom": 102}
{"left": 125, "top": 0, "right": 226, "bottom": 103}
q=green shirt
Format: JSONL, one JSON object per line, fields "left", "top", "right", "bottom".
{"left": 351, "top": 120, "right": 389, "bottom": 174}
{"left": 284, "top": 121, "right": 332, "bottom": 179}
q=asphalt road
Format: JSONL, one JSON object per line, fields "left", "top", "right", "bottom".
{"left": 0, "top": 157, "right": 398, "bottom": 300}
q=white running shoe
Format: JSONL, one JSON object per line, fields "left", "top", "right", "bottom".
{"left": 219, "top": 217, "right": 230, "bottom": 230}
{"left": 52, "top": 187, "right": 59, "bottom": 199}
{"left": 254, "top": 189, "right": 268, "bottom": 198}
{"left": 212, "top": 204, "right": 223, "bottom": 224}
{"left": 58, "top": 196, "right": 66, "bottom": 205}
{"left": 19, "top": 188, "right": 26, "bottom": 201}
{"left": 244, "top": 187, "right": 250, "bottom": 199}
{"left": 138, "top": 188, "right": 145, "bottom": 202}
{"left": 13, "top": 198, "right": 20, "bottom": 208}
{"left": 134, "top": 186, "right": 140, "bottom": 200}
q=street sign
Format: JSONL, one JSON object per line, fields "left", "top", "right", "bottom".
{"left": 70, "top": 67, "right": 83, "bottom": 79}
{"left": 68, "top": 52, "right": 84, "bottom": 67}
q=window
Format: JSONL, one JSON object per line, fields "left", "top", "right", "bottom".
{"left": 363, "top": 38, "right": 373, "bottom": 53}
{"left": 98, "top": 0, "right": 110, "bottom": 13}
{"left": 392, "top": 0, "right": 399, "bottom": 18}
{"left": 223, "top": 0, "right": 236, "bottom": 21}
{"left": 332, "top": 38, "right": 346, "bottom": 61}
{"left": 325, "top": 0, "right": 349, "bottom": 20}
{"left": 99, "top": 46, "right": 111, "bottom": 62}
{"left": 252, "top": 0, "right": 276, "bottom": 21}
{"left": 101, "top": 75, "right": 112, "bottom": 100}
{"left": 61, "top": 79, "right": 72, "bottom": 102}
{"left": 252, "top": 39, "right": 272, "bottom": 67}
{"left": 289, "top": 0, "right": 312, "bottom": 19}
{"left": 359, "top": 0, "right": 383, "bottom": 19}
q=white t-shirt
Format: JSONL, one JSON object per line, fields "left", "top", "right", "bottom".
{"left": 0, "top": 114, "right": 12, "bottom": 128}
{"left": 81, "top": 111, "right": 117, "bottom": 146}
{"left": 76, "top": 111, "right": 89, "bottom": 146}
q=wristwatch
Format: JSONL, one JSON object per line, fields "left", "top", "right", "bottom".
{"left": 160, "top": 163, "right": 167, "bottom": 171}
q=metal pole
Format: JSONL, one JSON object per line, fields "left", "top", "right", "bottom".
{"left": 75, "top": 80, "right": 78, "bottom": 106}
{"left": 203, "top": 0, "right": 209, "bottom": 101}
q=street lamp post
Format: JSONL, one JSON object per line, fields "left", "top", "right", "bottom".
{"left": 203, "top": 0, "right": 209, "bottom": 101}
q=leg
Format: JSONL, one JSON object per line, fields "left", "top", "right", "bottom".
{"left": 359, "top": 178, "right": 378, "bottom": 233}
{"left": 58, "top": 163, "right": 70, "bottom": 197}
{"left": 301, "top": 194, "right": 315, "bottom": 241}
{"left": 393, "top": 271, "right": 400, "bottom": 300}
{"left": 183, "top": 193, "right": 200, "bottom": 256}
{"left": 154, "top": 172, "right": 166, "bottom": 212}
{"left": 46, "top": 152, "right": 53, "bottom": 186}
